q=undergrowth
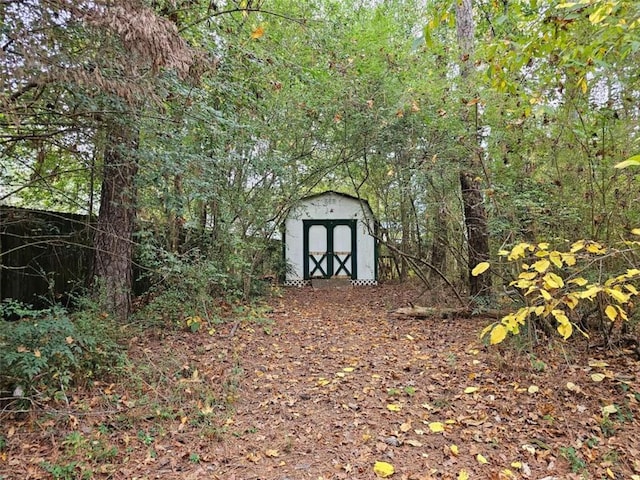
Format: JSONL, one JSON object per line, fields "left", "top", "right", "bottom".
{"left": 0, "top": 298, "right": 125, "bottom": 406}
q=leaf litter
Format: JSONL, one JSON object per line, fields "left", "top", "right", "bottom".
{"left": 1, "top": 284, "right": 640, "bottom": 479}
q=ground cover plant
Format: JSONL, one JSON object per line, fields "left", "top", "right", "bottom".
{"left": 2, "top": 284, "right": 639, "bottom": 479}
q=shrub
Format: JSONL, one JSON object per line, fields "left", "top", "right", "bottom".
{"left": 0, "top": 299, "right": 125, "bottom": 401}
{"left": 475, "top": 235, "right": 640, "bottom": 345}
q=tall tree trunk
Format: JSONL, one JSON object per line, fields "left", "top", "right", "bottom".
{"left": 460, "top": 171, "right": 490, "bottom": 296}
{"left": 429, "top": 201, "right": 448, "bottom": 279}
{"left": 93, "top": 120, "right": 138, "bottom": 320}
{"left": 455, "top": 0, "right": 492, "bottom": 299}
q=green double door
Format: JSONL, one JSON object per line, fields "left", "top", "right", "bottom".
{"left": 303, "top": 220, "right": 357, "bottom": 280}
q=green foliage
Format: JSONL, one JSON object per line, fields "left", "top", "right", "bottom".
{"left": 560, "top": 446, "right": 587, "bottom": 473}
{"left": 134, "top": 246, "right": 236, "bottom": 326}
{"left": 40, "top": 461, "right": 92, "bottom": 480}
{"left": 477, "top": 236, "right": 640, "bottom": 344}
{"left": 0, "top": 300, "right": 125, "bottom": 399}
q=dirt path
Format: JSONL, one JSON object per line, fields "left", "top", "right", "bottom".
{"left": 2, "top": 285, "right": 640, "bottom": 479}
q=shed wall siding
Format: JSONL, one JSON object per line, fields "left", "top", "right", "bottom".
{"left": 285, "top": 193, "right": 376, "bottom": 284}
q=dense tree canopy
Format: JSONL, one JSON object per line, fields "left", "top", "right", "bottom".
{"left": 1, "top": 0, "right": 639, "bottom": 317}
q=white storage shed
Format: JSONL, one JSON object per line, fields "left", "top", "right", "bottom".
{"left": 283, "top": 191, "right": 378, "bottom": 286}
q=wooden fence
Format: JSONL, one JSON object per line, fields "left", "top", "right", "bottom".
{"left": 0, "top": 206, "right": 93, "bottom": 308}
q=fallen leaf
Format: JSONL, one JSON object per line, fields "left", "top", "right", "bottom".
{"left": 373, "top": 460, "right": 395, "bottom": 478}
{"left": 387, "top": 403, "right": 402, "bottom": 412}
{"left": 343, "top": 367, "right": 355, "bottom": 372}
{"left": 265, "top": 449, "right": 279, "bottom": 457}
{"left": 602, "top": 404, "right": 617, "bottom": 414}
{"left": 591, "top": 373, "right": 605, "bottom": 382}
{"left": 400, "top": 421, "right": 411, "bottom": 432}
{"left": 450, "top": 444, "right": 459, "bottom": 456}
{"left": 477, "top": 453, "right": 488, "bottom": 464}
{"left": 458, "top": 470, "right": 469, "bottom": 480}
{"left": 528, "top": 385, "right": 539, "bottom": 394}
{"left": 464, "top": 386, "right": 479, "bottom": 394}
{"left": 566, "top": 382, "right": 581, "bottom": 393}
{"left": 428, "top": 422, "right": 444, "bottom": 433}
{"left": 247, "top": 452, "right": 262, "bottom": 463}
{"left": 405, "top": 439, "right": 423, "bottom": 447}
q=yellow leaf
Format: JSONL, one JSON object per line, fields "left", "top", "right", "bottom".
{"left": 537, "top": 242, "right": 550, "bottom": 250}
{"left": 450, "top": 444, "right": 459, "bottom": 456}
{"left": 578, "top": 285, "right": 602, "bottom": 299}
{"left": 606, "top": 467, "right": 615, "bottom": 479}
{"left": 557, "top": 321, "right": 573, "bottom": 340}
{"left": 586, "top": 242, "right": 606, "bottom": 254}
{"left": 343, "top": 367, "right": 355, "bottom": 372}
{"left": 578, "top": 76, "right": 588, "bottom": 94}
{"left": 458, "top": 470, "right": 469, "bottom": 480}
{"left": 548, "top": 251, "right": 563, "bottom": 268}
{"left": 528, "top": 385, "right": 539, "bottom": 394}
{"left": 606, "top": 288, "right": 630, "bottom": 304}
{"left": 490, "top": 324, "right": 507, "bottom": 345}
{"left": 591, "top": 373, "right": 605, "bottom": 382}
{"left": 511, "top": 461, "right": 522, "bottom": 469}
{"left": 508, "top": 243, "right": 530, "bottom": 261}
{"left": 543, "top": 272, "right": 564, "bottom": 289}
{"left": 428, "top": 422, "right": 445, "bottom": 433}
{"left": 533, "top": 259, "right": 550, "bottom": 273}
{"left": 616, "top": 305, "right": 628, "bottom": 320}
{"left": 387, "top": 404, "right": 402, "bottom": 412}
{"left": 477, "top": 453, "right": 488, "bottom": 464}
{"left": 518, "top": 271, "right": 538, "bottom": 280}
{"left": 540, "top": 289, "right": 552, "bottom": 301}
{"left": 464, "top": 386, "right": 479, "bottom": 394}
{"left": 472, "top": 262, "right": 490, "bottom": 276}
{"left": 570, "top": 240, "right": 585, "bottom": 253}
{"left": 605, "top": 305, "right": 617, "bottom": 321}
{"left": 632, "top": 228, "right": 640, "bottom": 236}
{"left": 373, "top": 461, "right": 395, "bottom": 478}
{"left": 602, "top": 404, "right": 617, "bottom": 415}
{"left": 568, "top": 277, "right": 588, "bottom": 286}
{"left": 265, "top": 449, "right": 279, "bottom": 457}
{"left": 565, "top": 294, "right": 579, "bottom": 309}
{"left": 561, "top": 253, "right": 576, "bottom": 266}
{"left": 250, "top": 25, "right": 265, "bottom": 39}
{"left": 480, "top": 322, "right": 495, "bottom": 339}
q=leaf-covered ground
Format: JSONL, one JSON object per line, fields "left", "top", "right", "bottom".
{"left": 2, "top": 284, "right": 640, "bottom": 479}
